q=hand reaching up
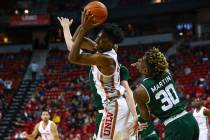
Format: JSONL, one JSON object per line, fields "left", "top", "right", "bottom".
{"left": 57, "top": 17, "right": 73, "bottom": 28}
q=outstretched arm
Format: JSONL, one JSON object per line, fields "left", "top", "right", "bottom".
{"left": 23, "top": 123, "right": 39, "bottom": 140}
{"left": 69, "top": 10, "right": 112, "bottom": 67}
{"left": 122, "top": 81, "right": 138, "bottom": 120}
{"left": 120, "top": 65, "right": 138, "bottom": 121}
{"left": 134, "top": 85, "right": 150, "bottom": 120}
{"left": 58, "top": 17, "right": 97, "bottom": 52}
{"left": 120, "top": 64, "right": 146, "bottom": 135}
{"left": 71, "top": 23, "right": 97, "bottom": 51}
{"left": 121, "top": 80, "right": 139, "bottom": 134}
{"left": 72, "top": 25, "right": 81, "bottom": 41}
{"left": 58, "top": 17, "right": 73, "bottom": 52}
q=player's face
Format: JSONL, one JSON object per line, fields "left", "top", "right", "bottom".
{"left": 114, "top": 45, "right": 118, "bottom": 52}
{"left": 193, "top": 98, "right": 202, "bottom": 107}
{"left": 135, "top": 58, "right": 141, "bottom": 71}
{"left": 95, "top": 31, "right": 113, "bottom": 50}
{"left": 41, "top": 112, "right": 50, "bottom": 121}
{"left": 136, "top": 58, "right": 149, "bottom": 76}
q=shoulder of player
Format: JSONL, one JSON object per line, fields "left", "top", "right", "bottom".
{"left": 35, "top": 122, "right": 41, "bottom": 129}
{"left": 202, "top": 106, "right": 207, "bottom": 110}
{"left": 134, "top": 85, "right": 149, "bottom": 103}
{"left": 203, "top": 107, "right": 210, "bottom": 116}
{"left": 50, "top": 122, "right": 58, "bottom": 132}
{"left": 50, "top": 121, "right": 57, "bottom": 128}
{"left": 119, "top": 64, "right": 126, "bottom": 68}
{"left": 120, "top": 64, "right": 128, "bottom": 71}
{"left": 142, "top": 77, "right": 152, "bottom": 83}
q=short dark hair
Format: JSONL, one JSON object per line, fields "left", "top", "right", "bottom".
{"left": 144, "top": 47, "right": 169, "bottom": 79}
{"left": 42, "top": 110, "right": 49, "bottom": 114}
{"left": 194, "top": 97, "right": 201, "bottom": 101}
{"left": 102, "top": 23, "right": 124, "bottom": 44}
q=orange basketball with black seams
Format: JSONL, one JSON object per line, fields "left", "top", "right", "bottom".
{"left": 84, "top": 1, "right": 108, "bottom": 24}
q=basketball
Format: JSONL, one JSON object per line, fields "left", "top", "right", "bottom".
{"left": 84, "top": 1, "right": 108, "bottom": 24}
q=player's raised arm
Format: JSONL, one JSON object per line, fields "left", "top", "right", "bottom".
{"left": 23, "top": 123, "right": 39, "bottom": 140}
{"left": 51, "top": 122, "right": 59, "bottom": 140}
{"left": 134, "top": 85, "right": 150, "bottom": 121}
{"left": 120, "top": 65, "right": 139, "bottom": 133}
{"left": 58, "top": 17, "right": 96, "bottom": 52}
{"left": 58, "top": 17, "right": 73, "bottom": 52}
{"left": 69, "top": 10, "right": 113, "bottom": 67}
{"left": 120, "top": 66, "right": 137, "bottom": 118}
{"left": 72, "top": 24, "right": 81, "bottom": 42}
{"left": 121, "top": 80, "right": 140, "bottom": 133}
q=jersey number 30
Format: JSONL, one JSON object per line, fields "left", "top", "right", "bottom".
{"left": 155, "top": 83, "right": 180, "bottom": 111}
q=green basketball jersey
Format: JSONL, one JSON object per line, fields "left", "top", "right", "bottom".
{"left": 119, "top": 64, "right": 130, "bottom": 82}
{"left": 89, "top": 64, "right": 129, "bottom": 110}
{"left": 141, "top": 72, "right": 185, "bottom": 122}
{"left": 136, "top": 106, "right": 156, "bottom": 138}
{"left": 89, "top": 70, "right": 103, "bottom": 110}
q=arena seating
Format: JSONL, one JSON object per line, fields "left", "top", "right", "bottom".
{"left": 11, "top": 43, "right": 210, "bottom": 139}
{"left": 11, "top": 50, "right": 94, "bottom": 139}
{"left": 0, "top": 50, "right": 32, "bottom": 138}
{"left": 0, "top": 50, "right": 31, "bottom": 113}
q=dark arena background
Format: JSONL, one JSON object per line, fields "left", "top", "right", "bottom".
{"left": 0, "top": 0, "right": 210, "bottom": 139}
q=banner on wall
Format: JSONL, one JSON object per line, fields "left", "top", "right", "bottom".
{"left": 9, "top": 15, "right": 50, "bottom": 27}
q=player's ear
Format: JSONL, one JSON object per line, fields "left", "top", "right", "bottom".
{"left": 144, "top": 66, "right": 149, "bottom": 75}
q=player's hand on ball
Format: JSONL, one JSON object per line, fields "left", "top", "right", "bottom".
{"left": 81, "top": 10, "right": 99, "bottom": 31}
{"left": 57, "top": 17, "right": 73, "bottom": 28}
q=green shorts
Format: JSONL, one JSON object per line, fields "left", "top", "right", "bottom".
{"left": 143, "top": 131, "right": 159, "bottom": 140}
{"left": 95, "top": 111, "right": 103, "bottom": 135}
{"left": 164, "top": 113, "right": 199, "bottom": 140}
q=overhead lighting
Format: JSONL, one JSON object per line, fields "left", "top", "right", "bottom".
{"left": 153, "top": 0, "right": 161, "bottom": 3}
{"left": 179, "top": 32, "right": 183, "bottom": 36}
{"left": 3, "top": 37, "right": 8, "bottom": 43}
{"left": 24, "top": 9, "right": 29, "bottom": 14}
{"left": 14, "top": 10, "right": 19, "bottom": 15}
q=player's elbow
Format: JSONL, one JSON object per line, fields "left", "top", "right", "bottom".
{"left": 68, "top": 56, "right": 75, "bottom": 63}
{"left": 28, "top": 135, "right": 36, "bottom": 139}
{"left": 133, "top": 89, "right": 138, "bottom": 102}
{"left": 54, "top": 136, "right": 59, "bottom": 140}
{"left": 68, "top": 52, "right": 79, "bottom": 63}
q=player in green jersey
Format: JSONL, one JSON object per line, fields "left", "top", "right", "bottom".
{"left": 133, "top": 47, "right": 199, "bottom": 140}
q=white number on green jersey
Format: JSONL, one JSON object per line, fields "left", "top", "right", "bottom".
{"left": 155, "top": 83, "right": 180, "bottom": 111}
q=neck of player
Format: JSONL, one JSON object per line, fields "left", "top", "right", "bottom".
{"left": 43, "top": 120, "right": 49, "bottom": 125}
{"left": 196, "top": 106, "right": 201, "bottom": 111}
